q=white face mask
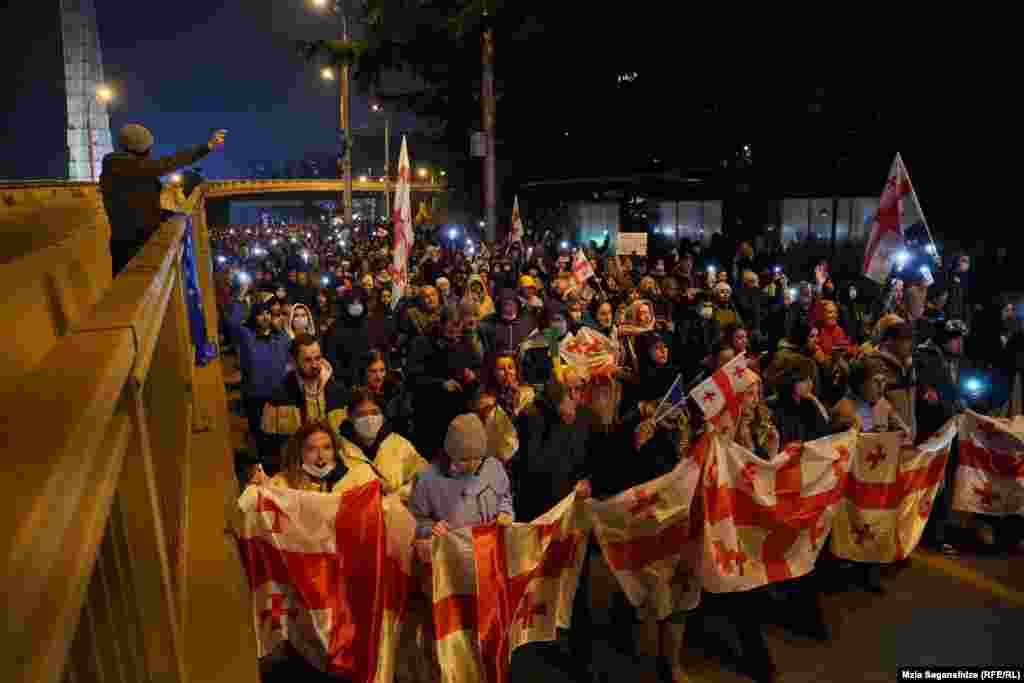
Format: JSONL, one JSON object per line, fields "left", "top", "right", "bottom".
{"left": 354, "top": 414, "right": 384, "bottom": 443}
{"left": 293, "top": 315, "right": 309, "bottom": 331}
{"left": 348, "top": 303, "right": 364, "bottom": 317}
{"left": 302, "top": 462, "right": 334, "bottom": 480}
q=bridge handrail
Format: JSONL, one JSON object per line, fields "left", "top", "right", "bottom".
{"left": 1, "top": 200, "right": 258, "bottom": 682}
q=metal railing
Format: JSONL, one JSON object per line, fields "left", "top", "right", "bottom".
{"left": 0, "top": 191, "right": 259, "bottom": 682}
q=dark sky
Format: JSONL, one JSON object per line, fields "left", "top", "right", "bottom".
{"left": 98, "top": 0, "right": 421, "bottom": 178}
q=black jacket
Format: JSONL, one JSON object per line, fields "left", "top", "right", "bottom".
{"left": 513, "top": 397, "right": 594, "bottom": 522}
{"left": 767, "top": 394, "right": 831, "bottom": 448}
{"left": 99, "top": 144, "right": 211, "bottom": 272}
{"left": 323, "top": 308, "right": 374, "bottom": 388}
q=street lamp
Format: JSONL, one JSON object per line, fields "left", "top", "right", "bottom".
{"left": 359, "top": 175, "right": 368, "bottom": 182}
{"left": 370, "top": 103, "right": 391, "bottom": 218}
{"left": 321, "top": 67, "right": 335, "bottom": 80}
{"left": 310, "top": 0, "right": 353, "bottom": 224}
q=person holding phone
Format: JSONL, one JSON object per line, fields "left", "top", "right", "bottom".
{"left": 101, "top": 125, "right": 226, "bottom": 274}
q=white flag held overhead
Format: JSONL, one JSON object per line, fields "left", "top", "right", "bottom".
{"left": 390, "top": 137, "right": 414, "bottom": 308}
{"left": 862, "top": 153, "right": 926, "bottom": 284}
{"left": 510, "top": 195, "right": 525, "bottom": 244}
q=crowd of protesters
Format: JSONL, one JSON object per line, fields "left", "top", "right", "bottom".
{"left": 215, "top": 220, "right": 1024, "bottom": 683}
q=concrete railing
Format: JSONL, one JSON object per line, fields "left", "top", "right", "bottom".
{"left": 0, "top": 182, "right": 259, "bottom": 683}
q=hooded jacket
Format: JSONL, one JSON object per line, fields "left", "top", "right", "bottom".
{"left": 224, "top": 300, "right": 292, "bottom": 400}
{"left": 865, "top": 347, "right": 917, "bottom": 442}
{"left": 480, "top": 289, "right": 535, "bottom": 356}
{"left": 261, "top": 360, "right": 349, "bottom": 438}
{"left": 322, "top": 289, "right": 374, "bottom": 387}
{"left": 463, "top": 274, "right": 496, "bottom": 318}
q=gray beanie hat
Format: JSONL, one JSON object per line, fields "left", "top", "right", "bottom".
{"left": 444, "top": 414, "right": 488, "bottom": 464}
{"left": 119, "top": 124, "right": 154, "bottom": 153}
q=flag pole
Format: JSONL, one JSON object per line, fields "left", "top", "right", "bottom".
{"left": 898, "top": 153, "right": 940, "bottom": 265}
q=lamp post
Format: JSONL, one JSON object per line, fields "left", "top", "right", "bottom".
{"left": 312, "top": 0, "right": 353, "bottom": 225}
{"left": 89, "top": 84, "right": 114, "bottom": 181}
{"left": 371, "top": 103, "right": 390, "bottom": 219}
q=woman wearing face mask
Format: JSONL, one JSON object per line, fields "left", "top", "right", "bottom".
{"left": 518, "top": 302, "right": 573, "bottom": 389}
{"left": 286, "top": 303, "right": 317, "bottom": 340}
{"left": 335, "top": 388, "right": 430, "bottom": 503}
{"left": 246, "top": 420, "right": 348, "bottom": 493}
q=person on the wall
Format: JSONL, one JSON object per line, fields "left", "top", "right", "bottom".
{"left": 100, "top": 124, "right": 225, "bottom": 275}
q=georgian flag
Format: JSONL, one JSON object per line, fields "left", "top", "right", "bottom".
{"left": 510, "top": 195, "right": 525, "bottom": 244}
{"left": 697, "top": 430, "right": 856, "bottom": 593}
{"left": 862, "top": 153, "right": 920, "bottom": 284}
{"left": 236, "top": 481, "right": 415, "bottom": 682}
{"left": 590, "top": 452, "right": 703, "bottom": 621}
{"left": 572, "top": 248, "right": 595, "bottom": 287}
{"left": 689, "top": 352, "right": 755, "bottom": 424}
{"left": 831, "top": 420, "right": 957, "bottom": 563}
{"left": 954, "top": 411, "right": 1024, "bottom": 516}
{"left": 390, "top": 137, "right": 413, "bottom": 309}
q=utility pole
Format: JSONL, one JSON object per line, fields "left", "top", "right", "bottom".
{"left": 339, "top": 5, "right": 353, "bottom": 225}
{"left": 384, "top": 116, "right": 390, "bottom": 219}
{"left": 481, "top": 20, "right": 497, "bottom": 243}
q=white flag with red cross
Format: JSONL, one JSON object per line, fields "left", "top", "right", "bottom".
{"left": 689, "top": 352, "right": 756, "bottom": 425}
{"left": 830, "top": 420, "right": 957, "bottom": 563}
{"left": 572, "top": 248, "right": 595, "bottom": 287}
{"left": 863, "top": 153, "right": 917, "bottom": 284}
{"left": 431, "top": 528, "right": 487, "bottom": 683}
{"left": 590, "top": 448, "right": 704, "bottom": 621}
{"left": 470, "top": 493, "right": 591, "bottom": 683}
{"left": 237, "top": 481, "right": 415, "bottom": 682}
{"left": 510, "top": 195, "right": 524, "bottom": 244}
{"left": 696, "top": 430, "right": 855, "bottom": 593}
{"left": 390, "top": 137, "right": 414, "bottom": 308}
{"left": 954, "top": 411, "right": 1024, "bottom": 516}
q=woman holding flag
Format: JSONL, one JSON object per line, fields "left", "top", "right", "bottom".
{"left": 586, "top": 332, "right": 692, "bottom": 683}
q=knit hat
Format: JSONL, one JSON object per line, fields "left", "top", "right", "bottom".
{"left": 444, "top": 414, "right": 488, "bottom": 464}
{"left": 119, "top": 124, "right": 154, "bottom": 154}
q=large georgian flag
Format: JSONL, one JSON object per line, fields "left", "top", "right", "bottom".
{"left": 471, "top": 494, "right": 591, "bottom": 683}
{"left": 390, "top": 137, "right": 413, "bottom": 308}
{"left": 697, "top": 430, "right": 856, "bottom": 592}
{"left": 689, "top": 352, "right": 756, "bottom": 426}
{"left": 954, "top": 411, "right": 1024, "bottom": 516}
{"left": 863, "top": 153, "right": 918, "bottom": 284}
{"left": 590, "top": 453, "right": 703, "bottom": 621}
{"left": 237, "top": 481, "right": 415, "bottom": 682}
{"left": 830, "top": 420, "right": 957, "bottom": 563}
{"left": 432, "top": 528, "right": 486, "bottom": 683}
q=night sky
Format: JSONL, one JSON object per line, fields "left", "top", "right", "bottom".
{"left": 99, "top": 0, "right": 421, "bottom": 178}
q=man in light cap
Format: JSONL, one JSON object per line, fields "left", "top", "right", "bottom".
{"left": 408, "top": 413, "right": 514, "bottom": 539}
{"left": 100, "top": 124, "right": 225, "bottom": 274}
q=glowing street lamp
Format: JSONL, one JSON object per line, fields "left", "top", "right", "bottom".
{"left": 321, "top": 67, "right": 335, "bottom": 81}
{"left": 96, "top": 84, "right": 114, "bottom": 103}
{"left": 359, "top": 175, "right": 368, "bottom": 182}
{"left": 417, "top": 168, "right": 428, "bottom": 178}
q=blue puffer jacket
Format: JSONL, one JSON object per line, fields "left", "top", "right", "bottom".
{"left": 225, "top": 305, "right": 292, "bottom": 399}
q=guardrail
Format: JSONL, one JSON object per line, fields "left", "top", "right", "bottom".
{"left": 1, "top": 191, "right": 259, "bottom": 682}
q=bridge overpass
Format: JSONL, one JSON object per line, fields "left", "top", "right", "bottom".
{"left": 0, "top": 180, "right": 261, "bottom": 683}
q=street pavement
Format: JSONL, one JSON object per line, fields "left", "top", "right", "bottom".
{"left": 223, "top": 350, "right": 1024, "bottom": 683}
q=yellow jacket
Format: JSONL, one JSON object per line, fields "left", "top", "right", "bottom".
{"left": 335, "top": 433, "right": 430, "bottom": 502}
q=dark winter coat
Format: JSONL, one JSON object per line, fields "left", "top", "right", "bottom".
{"left": 512, "top": 395, "right": 594, "bottom": 522}
{"left": 99, "top": 144, "right": 211, "bottom": 273}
